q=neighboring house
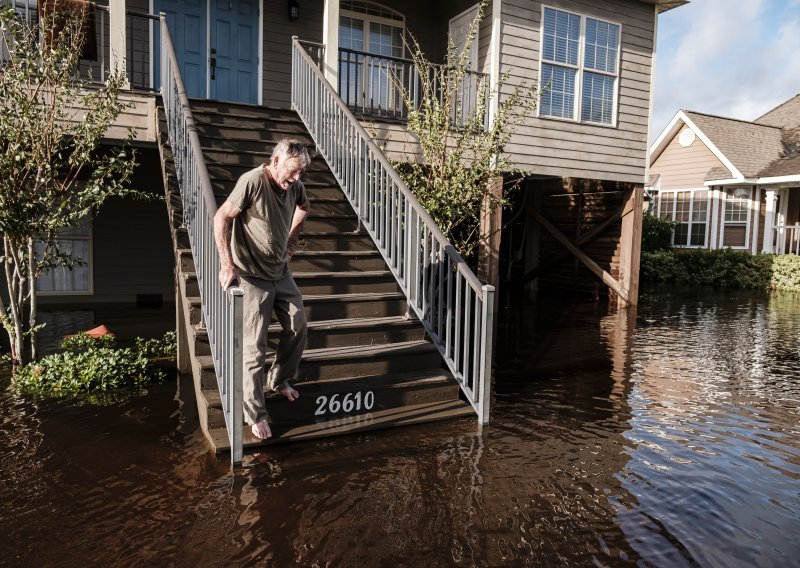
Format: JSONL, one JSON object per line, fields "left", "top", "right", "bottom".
{"left": 648, "top": 94, "right": 800, "bottom": 255}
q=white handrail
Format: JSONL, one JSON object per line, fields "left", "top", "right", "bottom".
{"left": 160, "top": 16, "right": 243, "bottom": 464}
{"left": 292, "top": 38, "right": 494, "bottom": 424}
{"left": 774, "top": 223, "right": 800, "bottom": 255}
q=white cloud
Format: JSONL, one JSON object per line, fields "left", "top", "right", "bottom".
{"left": 651, "top": 0, "right": 800, "bottom": 141}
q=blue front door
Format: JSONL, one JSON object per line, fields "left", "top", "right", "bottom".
{"left": 155, "top": 1, "right": 260, "bottom": 104}
{"left": 210, "top": 0, "right": 259, "bottom": 104}
{"left": 156, "top": 0, "right": 207, "bottom": 98}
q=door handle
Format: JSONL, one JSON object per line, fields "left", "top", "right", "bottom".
{"left": 210, "top": 48, "right": 217, "bottom": 80}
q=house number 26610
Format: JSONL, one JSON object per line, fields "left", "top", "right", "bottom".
{"left": 315, "top": 391, "right": 374, "bottom": 416}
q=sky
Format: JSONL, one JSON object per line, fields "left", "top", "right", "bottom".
{"left": 650, "top": 0, "right": 800, "bottom": 142}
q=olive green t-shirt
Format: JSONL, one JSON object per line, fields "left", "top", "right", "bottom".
{"left": 227, "top": 165, "right": 308, "bottom": 280}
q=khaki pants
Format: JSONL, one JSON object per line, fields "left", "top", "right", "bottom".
{"left": 240, "top": 274, "right": 307, "bottom": 425}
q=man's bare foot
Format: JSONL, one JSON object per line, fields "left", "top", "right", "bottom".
{"left": 251, "top": 419, "right": 272, "bottom": 440}
{"left": 279, "top": 385, "right": 300, "bottom": 401}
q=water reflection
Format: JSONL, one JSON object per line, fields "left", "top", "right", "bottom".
{"left": 1, "top": 290, "right": 799, "bottom": 566}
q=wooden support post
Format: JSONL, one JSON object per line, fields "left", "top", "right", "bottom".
{"left": 109, "top": 1, "right": 130, "bottom": 89}
{"left": 617, "top": 185, "right": 643, "bottom": 308}
{"left": 478, "top": 175, "right": 503, "bottom": 307}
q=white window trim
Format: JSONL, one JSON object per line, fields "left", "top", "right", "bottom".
{"left": 536, "top": 4, "right": 621, "bottom": 127}
{"left": 36, "top": 218, "right": 94, "bottom": 297}
{"left": 340, "top": 1, "right": 406, "bottom": 58}
{"left": 719, "top": 186, "right": 754, "bottom": 250}
{"left": 657, "top": 188, "right": 710, "bottom": 249}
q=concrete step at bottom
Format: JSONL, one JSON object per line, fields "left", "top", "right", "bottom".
{"left": 205, "top": 399, "right": 474, "bottom": 451}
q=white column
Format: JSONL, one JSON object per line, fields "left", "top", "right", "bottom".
{"left": 750, "top": 186, "right": 761, "bottom": 255}
{"left": 109, "top": 1, "right": 129, "bottom": 89}
{"left": 761, "top": 189, "right": 777, "bottom": 254}
{"left": 322, "top": 0, "right": 340, "bottom": 90}
{"left": 709, "top": 187, "right": 720, "bottom": 249}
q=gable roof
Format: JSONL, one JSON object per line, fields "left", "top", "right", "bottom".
{"left": 684, "top": 111, "right": 783, "bottom": 178}
{"left": 754, "top": 94, "right": 800, "bottom": 129}
{"left": 651, "top": 96, "right": 800, "bottom": 183}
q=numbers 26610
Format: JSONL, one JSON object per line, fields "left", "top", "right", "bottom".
{"left": 315, "top": 391, "right": 374, "bottom": 416}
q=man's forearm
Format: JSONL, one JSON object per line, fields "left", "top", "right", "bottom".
{"left": 214, "top": 213, "right": 235, "bottom": 268}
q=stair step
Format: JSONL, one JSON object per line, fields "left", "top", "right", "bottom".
{"left": 293, "top": 270, "right": 398, "bottom": 294}
{"left": 206, "top": 399, "right": 474, "bottom": 450}
{"left": 289, "top": 250, "right": 384, "bottom": 272}
{"left": 307, "top": 198, "right": 355, "bottom": 216}
{"left": 198, "top": 339, "right": 442, "bottom": 387}
{"left": 298, "top": 232, "right": 376, "bottom": 252}
{"left": 188, "top": 291, "right": 408, "bottom": 327}
{"left": 188, "top": 99, "right": 302, "bottom": 122}
{"left": 267, "top": 315, "right": 424, "bottom": 349}
{"left": 303, "top": 215, "right": 360, "bottom": 233}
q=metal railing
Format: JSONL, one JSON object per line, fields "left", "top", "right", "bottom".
{"left": 338, "top": 46, "right": 489, "bottom": 126}
{"left": 161, "top": 16, "right": 244, "bottom": 464}
{"left": 774, "top": 223, "right": 800, "bottom": 255}
{"left": 293, "top": 37, "right": 495, "bottom": 424}
{"left": 1, "top": 1, "right": 156, "bottom": 90}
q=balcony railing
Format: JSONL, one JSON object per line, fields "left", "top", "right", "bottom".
{"left": 337, "top": 46, "right": 489, "bottom": 126}
{"left": 1, "top": 1, "right": 156, "bottom": 91}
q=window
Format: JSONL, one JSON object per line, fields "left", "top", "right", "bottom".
{"left": 722, "top": 187, "right": 751, "bottom": 248}
{"left": 540, "top": 6, "right": 620, "bottom": 125}
{"left": 338, "top": 1, "right": 405, "bottom": 113}
{"left": 35, "top": 215, "right": 92, "bottom": 294}
{"left": 657, "top": 190, "right": 708, "bottom": 248}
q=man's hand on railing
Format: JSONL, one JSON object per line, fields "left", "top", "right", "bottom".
{"left": 219, "top": 263, "right": 240, "bottom": 289}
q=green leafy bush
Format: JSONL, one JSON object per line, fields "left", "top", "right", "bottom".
{"left": 135, "top": 331, "right": 177, "bottom": 359}
{"left": 640, "top": 249, "right": 800, "bottom": 291}
{"left": 60, "top": 332, "right": 116, "bottom": 353}
{"left": 770, "top": 255, "right": 800, "bottom": 292}
{"left": 11, "top": 331, "right": 177, "bottom": 396}
{"left": 641, "top": 212, "right": 677, "bottom": 252}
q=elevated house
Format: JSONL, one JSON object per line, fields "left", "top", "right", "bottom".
{"left": 648, "top": 95, "right": 800, "bottom": 254}
{"left": 5, "top": 0, "right": 685, "bottom": 460}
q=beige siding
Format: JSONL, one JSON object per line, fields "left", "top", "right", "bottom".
{"left": 500, "top": 0, "right": 658, "bottom": 183}
{"left": 263, "top": 1, "right": 325, "bottom": 108}
{"left": 651, "top": 125, "right": 729, "bottom": 190}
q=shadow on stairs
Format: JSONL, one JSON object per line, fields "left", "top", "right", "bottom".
{"left": 157, "top": 98, "right": 474, "bottom": 454}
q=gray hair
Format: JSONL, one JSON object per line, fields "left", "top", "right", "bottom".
{"left": 270, "top": 138, "right": 311, "bottom": 169}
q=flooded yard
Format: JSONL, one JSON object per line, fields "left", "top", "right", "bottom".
{"left": 1, "top": 289, "right": 799, "bottom": 567}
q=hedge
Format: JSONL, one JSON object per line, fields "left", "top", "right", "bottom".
{"left": 640, "top": 249, "right": 800, "bottom": 292}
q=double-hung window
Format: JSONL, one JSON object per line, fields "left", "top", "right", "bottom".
{"left": 540, "top": 6, "right": 620, "bottom": 126}
{"left": 722, "top": 187, "right": 751, "bottom": 248}
{"left": 35, "top": 215, "right": 92, "bottom": 295}
{"left": 657, "top": 190, "right": 709, "bottom": 247}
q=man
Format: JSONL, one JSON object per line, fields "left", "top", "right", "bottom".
{"left": 213, "top": 138, "right": 311, "bottom": 440}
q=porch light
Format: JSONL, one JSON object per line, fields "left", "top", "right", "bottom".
{"left": 288, "top": 0, "right": 299, "bottom": 21}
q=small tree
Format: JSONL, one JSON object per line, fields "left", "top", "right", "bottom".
{"left": 394, "top": 1, "right": 538, "bottom": 263}
{"left": 0, "top": 7, "right": 142, "bottom": 366}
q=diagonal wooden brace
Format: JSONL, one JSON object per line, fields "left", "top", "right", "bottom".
{"left": 528, "top": 209, "right": 630, "bottom": 304}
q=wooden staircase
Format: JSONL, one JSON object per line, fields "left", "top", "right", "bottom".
{"left": 157, "top": 99, "right": 474, "bottom": 451}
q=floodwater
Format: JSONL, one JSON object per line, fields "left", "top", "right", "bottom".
{"left": 2, "top": 290, "right": 799, "bottom": 567}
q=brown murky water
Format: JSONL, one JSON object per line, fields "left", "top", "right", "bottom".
{"left": 2, "top": 290, "right": 799, "bottom": 567}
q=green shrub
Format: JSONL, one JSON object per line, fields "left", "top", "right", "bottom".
{"left": 641, "top": 211, "right": 677, "bottom": 252}
{"left": 12, "top": 330, "right": 177, "bottom": 396}
{"left": 640, "top": 249, "right": 800, "bottom": 291}
{"left": 771, "top": 255, "right": 800, "bottom": 292}
{"left": 134, "top": 331, "right": 177, "bottom": 359}
{"left": 60, "top": 332, "right": 116, "bottom": 353}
